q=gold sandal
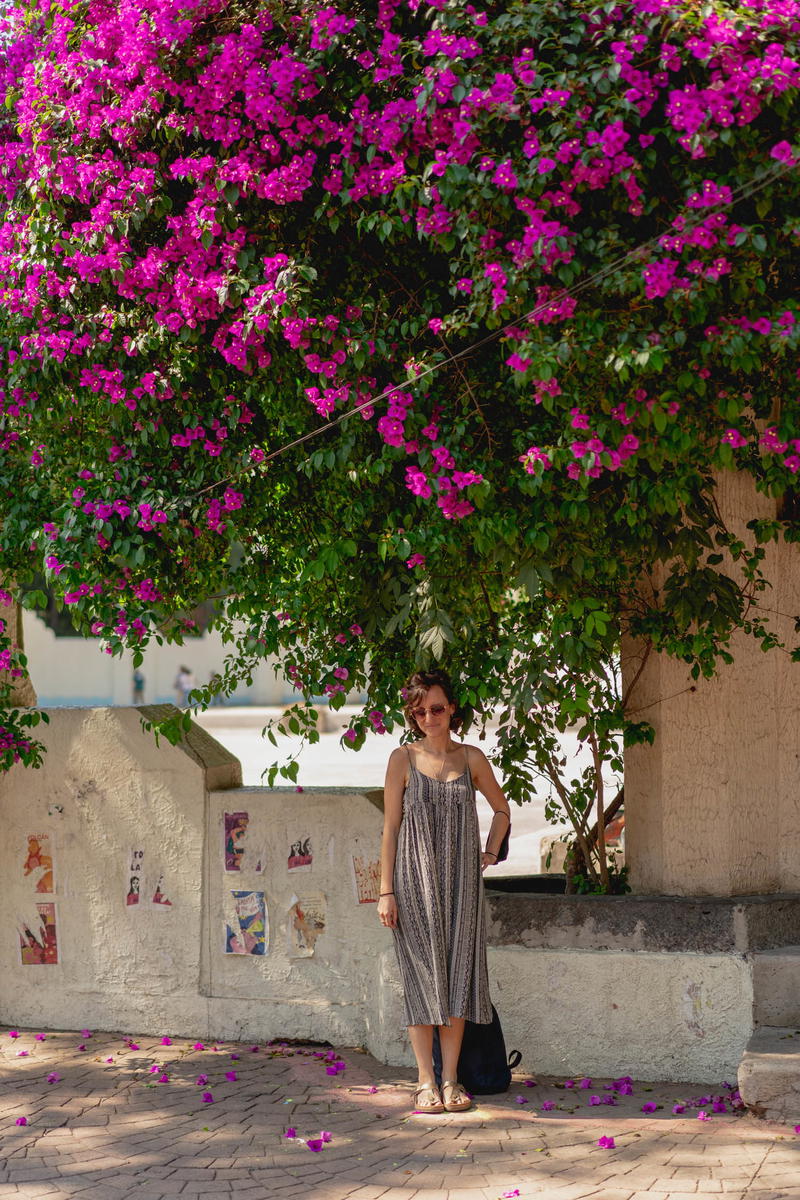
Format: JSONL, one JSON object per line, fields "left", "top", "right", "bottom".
{"left": 441, "top": 1080, "right": 472, "bottom": 1112}
{"left": 413, "top": 1083, "right": 444, "bottom": 1113}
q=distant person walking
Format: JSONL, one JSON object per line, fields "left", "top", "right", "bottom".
{"left": 174, "top": 665, "right": 195, "bottom": 707}
{"left": 132, "top": 668, "right": 145, "bottom": 705}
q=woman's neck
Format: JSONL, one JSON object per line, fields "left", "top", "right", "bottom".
{"left": 422, "top": 733, "right": 455, "bottom": 754}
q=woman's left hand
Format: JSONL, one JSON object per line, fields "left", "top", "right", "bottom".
{"left": 480, "top": 852, "right": 496, "bottom": 872}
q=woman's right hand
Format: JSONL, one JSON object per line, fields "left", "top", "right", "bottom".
{"left": 377, "top": 894, "right": 398, "bottom": 929}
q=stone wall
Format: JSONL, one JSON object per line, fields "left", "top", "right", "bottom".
{"left": 0, "top": 708, "right": 772, "bottom": 1082}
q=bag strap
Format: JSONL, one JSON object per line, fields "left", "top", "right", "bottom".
{"left": 507, "top": 1049, "right": 522, "bottom": 1069}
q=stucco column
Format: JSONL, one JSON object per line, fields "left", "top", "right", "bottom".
{"left": 623, "top": 473, "right": 800, "bottom": 896}
{"left": 0, "top": 586, "right": 37, "bottom": 707}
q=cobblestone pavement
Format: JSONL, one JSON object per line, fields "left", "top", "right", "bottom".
{"left": 1, "top": 1029, "right": 798, "bottom": 1200}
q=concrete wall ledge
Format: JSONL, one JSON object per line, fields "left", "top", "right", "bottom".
{"left": 486, "top": 890, "right": 800, "bottom": 953}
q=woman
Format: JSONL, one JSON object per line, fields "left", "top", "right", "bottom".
{"left": 378, "top": 669, "right": 511, "bottom": 1114}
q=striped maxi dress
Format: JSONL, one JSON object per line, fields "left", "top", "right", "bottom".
{"left": 391, "top": 746, "right": 492, "bottom": 1027}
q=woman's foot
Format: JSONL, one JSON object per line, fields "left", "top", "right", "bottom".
{"left": 413, "top": 1082, "right": 444, "bottom": 1113}
{"left": 441, "top": 1080, "right": 472, "bottom": 1112}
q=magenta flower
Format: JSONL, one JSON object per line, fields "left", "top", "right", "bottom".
{"left": 202, "top": 1092, "right": 214, "bottom": 1103}
{"left": 320, "top": 1130, "right": 333, "bottom": 1142}
{"left": 15, "top": 1117, "right": 27, "bottom": 1126}
{"left": 540, "top": 1100, "right": 556, "bottom": 1111}
{"left": 325, "top": 1066, "right": 338, "bottom": 1075}
{"left": 149, "top": 1065, "right": 160, "bottom": 1074}
{"left": 225, "top": 1071, "right": 237, "bottom": 1081}
{"left": 16, "top": 1050, "right": 29, "bottom": 1057}
{"left": 368, "top": 1086, "right": 378, "bottom": 1094}
{"left": 34, "top": 1033, "right": 46, "bottom": 1041}
{"left": 306, "top": 1139, "right": 324, "bottom": 1152}
{"left": 562, "top": 1079, "right": 575, "bottom": 1088}
{"left": 196, "top": 1075, "right": 209, "bottom": 1086}
{"left": 697, "top": 1111, "right": 711, "bottom": 1121}
{"left": 285, "top": 1127, "right": 297, "bottom": 1138}
{"left": 523, "top": 1079, "right": 537, "bottom": 1087}
{"left": 80, "top": 1030, "right": 92, "bottom": 1038}
{"left": 588, "top": 1095, "right": 602, "bottom": 1106}
{"left": 47, "top": 1073, "right": 60, "bottom": 1083}
{"left": 794, "top": 1124, "right": 800, "bottom": 1134}
{"left": 125, "top": 1041, "right": 140, "bottom": 1050}
{"left": 160, "top": 1037, "right": 172, "bottom": 1046}
{"left": 712, "top": 1099, "right": 727, "bottom": 1113}
{"left": 250, "top": 1045, "right": 259, "bottom": 1052}
{"left": 230, "top": 1054, "right": 240, "bottom": 1060}
{"left": 192, "top": 1042, "right": 205, "bottom": 1051}
{"left": 672, "top": 1103, "right": 686, "bottom": 1114}
{"left": 158, "top": 1073, "right": 169, "bottom": 1083}
{"left": 8, "top": 1031, "right": 20, "bottom": 1039}
{"left": 515, "top": 1095, "right": 528, "bottom": 1104}
{"left": 578, "top": 1077, "right": 592, "bottom": 1088}
{"left": 78, "top": 1045, "right": 87, "bottom": 1052}
{"left": 641, "top": 1102, "right": 658, "bottom": 1113}
{"left": 597, "top": 1135, "right": 615, "bottom": 1149}
{"left": 502, "top": 1192, "right": 520, "bottom": 1199}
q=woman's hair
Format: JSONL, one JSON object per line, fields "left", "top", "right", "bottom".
{"left": 402, "top": 669, "right": 462, "bottom": 739}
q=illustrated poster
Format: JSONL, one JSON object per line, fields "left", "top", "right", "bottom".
{"left": 350, "top": 854, "right": 381, "bottom": 904}
{"left": 23, "top": 833, "right": 54, "bottom": 894}
{"left": 19, "top": 902, "right": 59, "bottom": 965}
{"left": 151, "top": 871, "right": 173, "bottom": 907}
{"left": 224, "top": 811, "right": 249, "bottom": 872}
{"left": 224, "top": 890, "right": 267, "bottom": 955}
{"left": 287, "top": 893, "right": 326, "bottom": 958}
{"left": 287, "top": 836, "right": 312, "bottom": 872}
{"left": 127, "top": 848, "right": 144, "bottom": 906}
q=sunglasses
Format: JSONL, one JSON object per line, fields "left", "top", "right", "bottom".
{"left": 411, "top": 703, "right": 448, "bottom": 720}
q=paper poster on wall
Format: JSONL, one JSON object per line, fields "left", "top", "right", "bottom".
{"left": 23, "top": 833, "right": 54, "bottom": 894}
{"left": 224, "top": 811, "right": 249, "bottom": 872}
{"left": 151, "top": 872, "right": 173, "bottom": 907}
{"left": 127, "top": 848, "right": 145, "bottom": 906}
{"left": 287, "top": 893, "right": 326, "bottom": 958}
{"left": 350, "top": 854, "right": 381, "bottom": 904}
{"left": 224, "top": 811, "right": 266, "bottom": 873}
{"left": 224, "top": 890, "right": 267, "bottom": 955}
{"left": 287, "top": 836, "right": 312, "bottom": 872}
{"left": 18, "top": 902, "right": 59, "bottom": 964}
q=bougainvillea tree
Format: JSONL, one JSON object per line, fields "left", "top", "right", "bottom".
{"left": 2, "top": 0, "right": 800, "bottom": 884}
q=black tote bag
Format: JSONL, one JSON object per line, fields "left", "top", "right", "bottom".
{"left": 432, "top": 1004, "right": 522, "bottom": 1095}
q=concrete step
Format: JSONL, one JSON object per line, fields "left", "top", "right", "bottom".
{"left": 752, "top": 945, "right": 800, "bottom": 1026}
{"left": 738, "top": 1026, "right": 800, "bottom": 1122}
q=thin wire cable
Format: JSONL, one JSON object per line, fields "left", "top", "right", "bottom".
{"left": 166, "top": 155, "right": 796, "bottom": 510}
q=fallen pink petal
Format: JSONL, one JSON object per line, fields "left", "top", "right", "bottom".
{"left": 202, "top": 1092, "right": 213, "bottom": 1103}
{"left": 192, "top": 1042, "right": 205, "bottom": 1050}
{"left": 320, "top": 1130, "right": 332, "bottom": 1142}
{"left": 16, "top": 1051, "right": 29, "bottom": 1057}
{"left": 160, "top": 1037, "right": 172, "bottom": 1046}
{"left": 641, "top": 1102, "right": 658, "bottom": 1113}
{"left": 34, "top": 1033, "right": 46, "bottom": 1041}
{"left": 15, "top": 1118, "right": 27, "bottom": 1126}
{"left": 196, "top": 1075, "right": 209, "bottom": 1086}
{"left": 306, "top": 1138, "right": 324, "bottom": 1152}
{"left": 285, "top": 1128, "right": 297, "bottom": 1138}
{"left": 158, "top": 1074, "right": 169, "bottom": 1083}
{"left": 46, "top": 1073, "right": 60, "bottom": 1083}
{"left": 8, "top": 1031, "right": 19, "bottom": 1039}
{"left": 501, "top": 1191, "right": 520, "bottom": 1198}
{"left": 80, "top": 1030, "right": 92, "bottom": 1038}
{"left": 225, "top": 1071, "right": 237, "bottom": 1081}
{"left": 597, "top": 1135, "right": 615, "bottom": 1149}
{"left": 698, "top": 1111, "right": 711, "bottom": 1121}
